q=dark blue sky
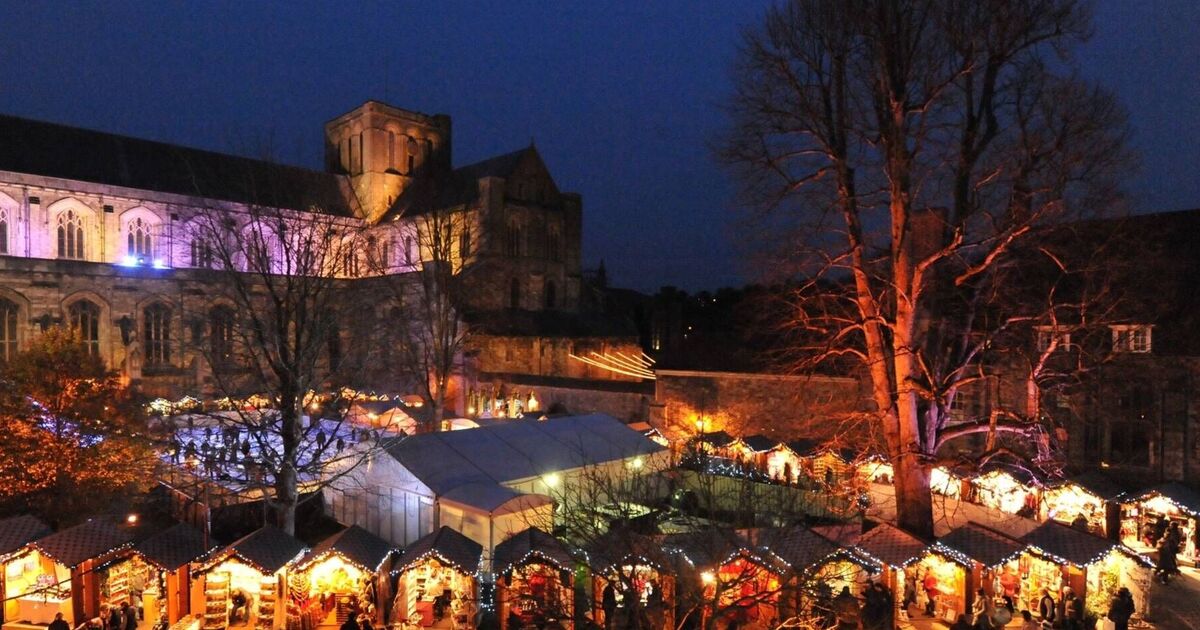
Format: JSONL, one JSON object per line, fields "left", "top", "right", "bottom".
{"left": 1, "top": 1, "right": 1196, "bottom": 292}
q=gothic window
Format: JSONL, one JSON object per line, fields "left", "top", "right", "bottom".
{"left": 245, "top": 236, "right": 271, "bottom": 272}
{"left": 510, "top": 278, "right": 522, "bottom": 309}
{"left": 343, "top": 248, "right": 359, "bottom": 277}
{"left": 126, "top": 217, "right": 153, "bottom": 258}
{"left": 0, "top": 208, "right": 9, "bottom": 255}
{"left": 406, "top": 137, "right": 418, "bottom": 174}
{"left": 404, "top": 237, "right": 414, "bottom": 265}
{"left": 191, "top": 238, "right": 214, "bottom": 268}
{"left": 388, "top": 131, "right": 397, "bottom": 170}
{"left": 57, "top": 210, "right": 85, "bottom": 259}
{"left": 143, "top": 303, "right": 171, "bottom": 367}
{"left": 544, "top": 281, "right": 557, "bottom": 310}
{"left": 68, "top": 300, "right": 101, "bottom": 356}
{"left": 209, "top": 306, "right": 236, "bottom": 369}
{"left": 507, "top": 222, "right": 521, "bottom": 257}
{"left": 0, "top": 298, "right": 17, "bottom": 361}
{"left": 381, "top": 238, "right": 392, "bottom": 268}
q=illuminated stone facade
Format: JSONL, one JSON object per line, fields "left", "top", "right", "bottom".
{"left": 0, "top": 101, "right": 638, "bottom": 406}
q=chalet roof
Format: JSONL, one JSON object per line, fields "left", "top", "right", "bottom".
{"left": 395, "top": 526, "right": 482, "bottom": 576}
{"left": 768, "top": 527, "right": 858, "bottom": 573}
{"left": 33, "top": 519, "right": 137, "bottom": 568}
{"left": 936, "top": 523, "right": 1024, "bottom": 568}
{"left": 854, "top": 524, "right": 928, "bottom": 568}
{"left": 211, "top": 526, "right": 307, "bottom": 574}
{"left": 1049, "top": 471, "right": 1128, "bottom": 501}
{"left": 133, "top": 523, "right": 214, "bottom": 571}
{"left": 0, "top": 114, "right": 354, "bottom": 215}
{"left": 384, "top": 414, "right": 663, "bottom": 513}
{"left": 1020, "top": 521, "right": 1131, "bottom": 567}
{"left": 298, "top": 525, "right": 394, "bottom": 573}
{"left": 741, "top": 435, "right": 778, "bottom": 452}
{"left": 492, "top": 528, "right": 574, "bottom": 575}
{"left": 0, "top": 515, "right": 51, "bottom": 559}
{"left": 1124, "top": 482, "right": 1200, "bottom": 517}
{"left": 697, "top": 431, "right": 735, "bottom": 449}
{"left": 661, "top": 530, "right": 751, "bottom": 572}
{"left": 585, "top": 531, "right": 672, "bottom": 574}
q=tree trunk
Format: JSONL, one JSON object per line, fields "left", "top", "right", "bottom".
{"left": 276, "top": 391, "right": 300, "bottom": 536}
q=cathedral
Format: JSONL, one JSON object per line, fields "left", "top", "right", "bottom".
{"left": 0, "top": 101, "right": 641, "bottom": 413}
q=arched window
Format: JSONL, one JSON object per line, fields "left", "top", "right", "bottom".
{"left": 127, "top": 217, "right": 153, "bottom": 258}
{"left": 0, "top": 298, "right": 18, "bottom": 361}
{"left": 406, "top": 137, "right": 418, "bottom": 174}
{"left": 0, "top": 208, "right": 9, "bottom": 255}
{"left": 209, "top": 306, "right": 236, "bottom": 369}
{"left": 143, "top": 304, "right": 171, "bottom": 367}
{"left": 57, "top": 210, "right": 86, "bottom": 259}
{"left": 544, "top": 281, "right": 557, "bottom": 310}
{"left": 507, "top": 222, "right": 522, "bottom": 257}
{"left": 68, "top": 300, "right": 101, "bottom": 356}
{"left": 404, "top": 237, "right": 414, "bottom": 265}
{"left": 245, "top": 235, "right": 271, "bottom": 272}
{"left": 510, "top": 278, "right": 522, "bottom": 309}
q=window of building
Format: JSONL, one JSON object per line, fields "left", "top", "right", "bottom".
{"left": 1111, "top": 325, "right": 1152, "bottom": 353}
{"left": 190, "top": 239, "right": 214, "bottom": 268}
{"left": 404, "top": 237, "right": 414, "bottom": 265}
{"left": 406, "top": 137, "right": 418, "bottom": 174}
{"left": 57, "top": 210, "right": 85, "bottom": 259}
{"left": 544, "top": 281, "right": 557, "bottom": 310}
{"left": 949, "top": 389, "right": 978, "bottom": 421}
{"left": 1110, "top": 422, "right": 1151, "bottom": 466}
{"left": 510, "top": 278, "right": 521, "bottom": 309}
{"left": 507, "top": 222, "right": 521, "bottom": 257}
{"left": 1035, "top": 327, "right": 1071, "bottom": 353}
{"left": 209, "top": 306, "right": 236, "bottom": 369}
{"left": 127, "top": 217, "right": 153, "bottom": 258}
{"left": 343, "top": 249, "right": 359, "bottom": 277}
{"left": 68, "top": 300, "right": 101, "bottom": 356}
{"left": 143, "top": 303, "right": 171, "bottom": 367}
{"left": 0, "top": 298, "right": 18, "bottom": 361}
{"left": 388, "top": 131, "right": 396, "bottom": 170}
{"left": 245, "top": 236, "right": 271, "bottom": 272}
{"left": 459, "top": 225, "right": 471, "bottom": 259}
{"left": 0, "top": 208, "right": 9, "bottom": 255}
{"left": 546, "top": 228, "right": 561, "bottom": 262}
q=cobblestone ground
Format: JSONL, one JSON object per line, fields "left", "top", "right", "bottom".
{"left": 1145, "top": 566, "right": 1200, "bottom": 629}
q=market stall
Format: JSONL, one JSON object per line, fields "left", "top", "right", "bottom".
{"left": 589, "top": 533, "right": 675, "bottom": 630}
{"left": 934, "top": 523, "right": 1026, "bottom": 619}
{"left": 904, "top": 549, "right": 970, "bottom": 625}
{"left": 1119, "top": 482, "right": 1200, "bottom": 562}
{"left": 492, "top": 528, "right": 574, "bottom": 630}
{"left": 803, "top": 449, "right": 855, "bottom": 487}
{"left": 107, "top": 524, "right": 213, "bottom": 628}
{"left": 740, "top": 436, "right": 779, "bottom": 471}
{"left": 764, "top": 444, "right": 803, "bottom": 484}
{"left": 390, "top": 527, "right": 481, "bottom": 629}
{"left": 967, "top": 467, "right": 1040, "bottom": 516}
{"left": 1039, "top": 472, "right": 1126, "bottom": 537}
{"left": 857, "top": 456, "right": 894, "bottom": 485}
{"left": 0, "top": 515, "right": 52, "bottom": 626}
{"left": 767, "top": 526, "right": 875, "bottom": 606}
{"left": 291, "top": 526, "right": 395, "bottom": 629}
{"left": 1021, "top": 521, "right": 1152, "bottom": 623}
{"left": 851, "top": 523, "right": 928, "bottom": 623}
{"left": 15, "top": 518, "right": 140, "bottom": 626}
{"left": 191, "top": 526, "right": 307, "bottom": 630}
{"left": 930, "top": 467, "right": 966, "bottom": 498}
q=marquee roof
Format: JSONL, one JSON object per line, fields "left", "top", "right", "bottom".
{"left": 385, "top": 414, "right": 663, "bottom": 513}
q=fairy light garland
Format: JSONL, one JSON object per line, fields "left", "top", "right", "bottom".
{"left": 1124, "top": 490, "right": 1200, "bottom": 519}
{"left": 294, "top": 549, "right": 395, "bottom": 575}
{"left": 493, "top": 549, "right": 572, "bottom": 576}
{"left": 390, "top": 549, "right": 482, "bottom": 579}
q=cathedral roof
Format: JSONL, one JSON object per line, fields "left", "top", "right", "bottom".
{"left": 0, "top": 113, "right": 356, "bottom": 216}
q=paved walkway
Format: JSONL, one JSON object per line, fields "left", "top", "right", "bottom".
{"left": 1145, "top": 565, "right": 1200, "bottom": 629}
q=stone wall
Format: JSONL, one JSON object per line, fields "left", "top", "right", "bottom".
{"left": 652, "top": 369, "right": 873, "bottom": 442}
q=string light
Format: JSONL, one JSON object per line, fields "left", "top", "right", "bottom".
{"left": 492, "top": 550, "right": 572, "bottom": 576}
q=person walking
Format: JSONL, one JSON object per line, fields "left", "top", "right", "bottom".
{"left": 120, "top": 602, "right": 137, "bottom": 630}
{"left": 1062, "top": 587, "right": 1083, "bottom": 630}
{"left": 1037, "top": 589, "right": 1056, "bottom": 626}
{"left": 601, "top": 583, "right": 617, "bottom": 630}
{"left": 1107, "top": 587, "right": 1135, "bottom": 630}
{"left": 923, "top": 571, "right": 940, "bottom": 617}
{"left": 970, "top": 589, "right": 993, "bottom": 629}
{"left": 1157, "top": 535, "right": 1179, "bottom": 584}
{"left": 831, "top": 586, "right": 860, "bottom": 630}
{"left": 48, "top": 612, "right": 71, "bottom": 630}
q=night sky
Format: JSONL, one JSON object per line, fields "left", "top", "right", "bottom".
{"left": 1, "top": 1, "right": 1196, "bottom": 293}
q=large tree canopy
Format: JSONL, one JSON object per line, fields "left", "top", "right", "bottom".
{"left": 723, "top": 0, "right": 1131, "bottom": 537}
{"left": 0, "top": 327, "right": 155, "bottom": 525}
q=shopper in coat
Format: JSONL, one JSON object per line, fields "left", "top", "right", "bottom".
{"left": 1037, "top": 590, "right": 1056, "bottom": 625}
{"left": 1107, "top": 587, "right": 1136, "bottom": 630}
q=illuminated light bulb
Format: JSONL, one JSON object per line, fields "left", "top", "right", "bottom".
{"left": 121, "top": 256, "right": 138, "bottom": 267}
{"left": 701, "top": 571, "right": 715, "bottom": 585}
{"left": 126, "top": 514, "right": 139, "bottom": 525}
{"left": 542, "top": 473, "right": 561, "bottom": 488}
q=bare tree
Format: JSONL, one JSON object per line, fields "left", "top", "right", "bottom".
{"left": 368, "top": 201, "right": 473, "bottom": 431}
{"left": 173, "top": 199, "right": 394, "bottom": 535}
{"left": 723, "top": 0, "right": 1132, "bottom": 538}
